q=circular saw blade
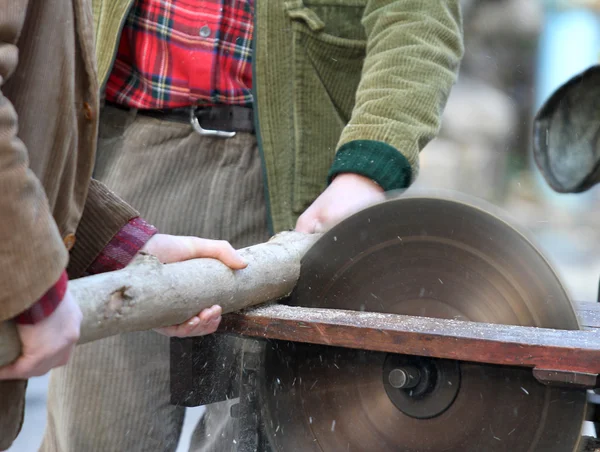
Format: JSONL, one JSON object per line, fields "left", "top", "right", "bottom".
{"left": 259, "top": 192, "right": 587, "bottom": 452}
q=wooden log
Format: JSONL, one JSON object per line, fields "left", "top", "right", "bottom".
{"left": 218, "top": 302, "right": 600, "bottom": 388}
{"left": 0, "top": 231, "right": 320, "bottom": 368}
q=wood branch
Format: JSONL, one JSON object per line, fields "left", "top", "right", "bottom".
{"left": 0, "top": 231, "right": 320, "bottom": 368}
{"left": 218, "top": 302, "right": 600, "bottom": 388}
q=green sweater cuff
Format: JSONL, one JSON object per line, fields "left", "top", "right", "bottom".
{"left": 327, "top": 140, "right": 412, "bottom": 191}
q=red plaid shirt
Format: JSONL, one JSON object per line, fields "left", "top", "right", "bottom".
{"left": 105, "top": 0, "right": 254, "bottom": 109}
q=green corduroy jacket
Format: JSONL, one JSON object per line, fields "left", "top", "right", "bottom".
{"left": 92, "top": 0, "right": 464, "bottom": 233}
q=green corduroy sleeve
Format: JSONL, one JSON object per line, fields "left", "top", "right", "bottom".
{"left": 330, "top": 1, "right": 464, "bottom": 190}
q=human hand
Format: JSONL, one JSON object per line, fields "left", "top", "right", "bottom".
{"left": 141, "top": 234, "right": 247, "bottom": 337}
{"left": 140, "top": 234, "right": 247, "bottom": 268}
{"left": 154, "top": 304, "right": 223, "bottom": 338}
{"left": 295, "top": 173, "right": 386, "bottom": 233}
{"left": 0, "top": 290, "right": 82, "bottom": 380}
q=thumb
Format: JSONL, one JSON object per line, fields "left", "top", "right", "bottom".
{"left": 295, "top": 214, "right": 319, "bottom": 233}
{"left": 0, "top": 360, "right": 19, "bottom": 380}
{"left": 185, "top": 237, "right": 248, "bottom": 270}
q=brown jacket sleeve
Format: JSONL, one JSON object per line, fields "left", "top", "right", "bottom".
{"left": 67, "top": 179, "right": 140, "bottom": 279}
{"left": 0, "top": 1, "right": 68, "bottom": 323}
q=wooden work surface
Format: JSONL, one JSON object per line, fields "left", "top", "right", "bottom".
{"left": 219, "top": 301, "right": 600, "bottom": 388}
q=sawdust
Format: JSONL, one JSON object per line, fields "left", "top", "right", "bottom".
{"left": 582, "top": 436, "right": 600, "bottom": 451}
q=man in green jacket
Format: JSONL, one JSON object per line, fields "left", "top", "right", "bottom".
{"left": 41, "top": 1, "right": 464, "bottom": 451}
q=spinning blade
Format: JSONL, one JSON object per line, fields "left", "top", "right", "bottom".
{"left": 259, "top": 192, "right": 587, "bottom": 452}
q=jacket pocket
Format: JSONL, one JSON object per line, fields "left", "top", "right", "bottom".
{"left": 284, "top": 1, "right": 367, "bottom": 214}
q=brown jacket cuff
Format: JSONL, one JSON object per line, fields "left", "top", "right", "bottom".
{"left": 67, "top": 180, "right": 139, "bottom": 279}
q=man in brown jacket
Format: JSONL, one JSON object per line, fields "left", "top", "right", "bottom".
{"left": 0, "top": 1, "right": 248, "bottom": 450}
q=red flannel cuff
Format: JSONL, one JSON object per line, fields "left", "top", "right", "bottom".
{"left": 15, "top": 270, "right": 68, "bottom": 325}
{"left": 85, "top": 217, "right": 158, "bottom": 276}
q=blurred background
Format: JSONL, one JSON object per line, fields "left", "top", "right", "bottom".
{"left": 9, "top": 0, "right": 600, "bottom": 450}
{"left": 412, "top": 0, "right": 600, "bottom": 304}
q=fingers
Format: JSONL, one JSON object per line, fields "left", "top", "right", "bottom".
{"left": 0, "top": 346, "right": 75, "bottom": 380}
{"left": 155, "top": 305, "right": 223, "bottom": 338}
{"left": 187, "top": 238, "right": 247, "bottom": 270}
{"left": 0, "top": 359, "right": 25, "bottom": 380}
{"left": 198, "top": 304, "right": 222, "bottom": 322}
{"left": 0, "top": 294, "right": 81, "bottom": 380}
{"left": 142, "top": 235, "right": 247, "bottom": 269}
{"left": 156, "top": 315, "right": 221, "bottom": 337}
{"left": 295, "top": 212, "right": 320, "bottom": 233}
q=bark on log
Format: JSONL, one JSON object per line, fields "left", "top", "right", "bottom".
{"left": 0, "top": 231, "right": 320, "bottom": 368}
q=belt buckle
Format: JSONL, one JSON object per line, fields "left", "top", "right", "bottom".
{"left": 190, "top": 107, "right": 236, "bottom": 138}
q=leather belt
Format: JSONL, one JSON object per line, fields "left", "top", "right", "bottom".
{"left": 106, "top": 101, "right": 254, "bottom": 137}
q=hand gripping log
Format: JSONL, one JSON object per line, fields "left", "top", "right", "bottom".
{"left": 0, "top": 231, "right": 320, "bottom": 368}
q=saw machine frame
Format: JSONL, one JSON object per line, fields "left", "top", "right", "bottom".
{"left": 219, "top": 300, "right": 600, "bottom": 390}
{"left": 171, "top": 299, "right": 600, "bottom": 451}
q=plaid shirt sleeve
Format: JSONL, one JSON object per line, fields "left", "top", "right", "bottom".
{"left": 14, "top": 217, "right": 158, "bottom": 325}
{"left": 84, "top": 217, "right": 158, "bottom": 276}
{"left": 14, "top": 271, "right": 69, "bottom": 325}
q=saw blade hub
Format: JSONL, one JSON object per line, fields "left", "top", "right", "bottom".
{"left": 387, "top": 366, "right": 420, "bottom": 389}
{"left": 383, "top": 354, "right": 460, "bottom": 419}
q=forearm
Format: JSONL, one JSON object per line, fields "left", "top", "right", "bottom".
{"left": 67, "top": 179, "right": 155, "bottom": 278}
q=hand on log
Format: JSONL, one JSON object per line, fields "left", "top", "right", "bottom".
{"left": 0, "top": 231, "right": 320, "bottom": 368}
{"left": 138, "top": 233, "right": 247, "bottom": 338}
